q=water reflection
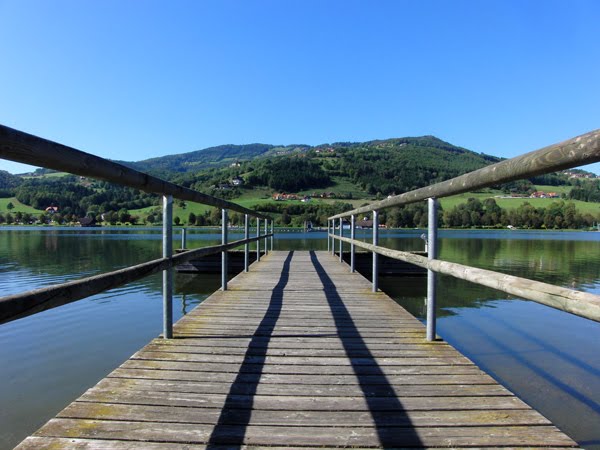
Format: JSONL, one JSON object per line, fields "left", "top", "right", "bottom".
{"left": 0, "top": 228, "right": 599, "bottom": 448}
{"left": 376, "top": 230, "right": 600, "bottom": 449}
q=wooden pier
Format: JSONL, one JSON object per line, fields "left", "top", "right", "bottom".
{"left": 16, "top": 251, "right": 577, "bottom": 449}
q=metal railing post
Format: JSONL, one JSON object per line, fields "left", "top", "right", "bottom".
{"left": 327, "top": 220, "right": 331, "bottom": 252}
{"left": 181, "top": 227, "right": 187, "bottom": 250}
{"left": 162, "top": 195, "right": 173, "bottom": 339}
{"left": 339, "top": 218, "right": 343, "bottom": 262}
{"left": 426, "top": 198, "right": 439, "bottom": 341}
{"left": 256, "top": 218, "right": 261, "bottom": 262}
{"left": 270, "top": 220, "right": 274, "bottom": 251}
{"left": 264, "top": 219, "right": 269, "bottom": 255}
{"left": 350, "top": 214, "right": 355, "bottom": 273}
{"left": 221, "top": 208, "right": 228, "bottom": 291}
{"left": 332, "top": 220, "right": 336, "bottom": 255}
{"left": 244, "top": 214, "right": 249, "bottom": 272}
{"left": 372, "top": 210, "right": 379, "bottom": 292}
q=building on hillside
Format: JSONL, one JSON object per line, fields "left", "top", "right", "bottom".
{"left": 272, "top": 193, "right": 299, "bottom": 201}
{"left": 530, "top": 191, "right": 559, "bottom": 198}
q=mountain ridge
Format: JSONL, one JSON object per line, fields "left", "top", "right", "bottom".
{"left": 118, "top": 135, "right": 499, "bottom": 176}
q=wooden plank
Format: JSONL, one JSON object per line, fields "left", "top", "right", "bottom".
{"left": 142, "top": 343, "right": 458, "bottom": 357}
{"left": 111, "top": 365, "right": 499, "bottom": 383}
{"left": 130, "top": 351, "right": 472, "bottom": 366}
{"left": 30, "top": 418, "right": 577, "bottom": 447}
{"left": 59, "top": 401, "right": 552, "bottom": 427}
{"left": 15, "top": 251, "right": 578, "bottom": 449}
{"left": 97, "top": 376, "right": 511, "bottom": 397}
{"left": 143, "top": 336, "right": 445, "bottom": 347}
{"left": 16, "top": 436, "right": 392, "bottom": 450}
{"left": 77, "top": 389, "right": 530, "bottom": 411}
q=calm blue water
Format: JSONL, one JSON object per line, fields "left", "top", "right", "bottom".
{"left": 0, "top": 227, "right": 599, "bottom": 448}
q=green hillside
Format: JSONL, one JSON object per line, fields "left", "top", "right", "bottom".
{"left": 2, "top": 134, "right": 598, "bottom": 228}
{"left": 118, "top": 143, "right": 310, "bottom": 175}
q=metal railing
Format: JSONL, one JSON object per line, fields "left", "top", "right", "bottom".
{"left": 0, "top": 125, "right": 274, "bottom": 336}
{"left": 327, "top": 129, "right": 600, "bottom": 340}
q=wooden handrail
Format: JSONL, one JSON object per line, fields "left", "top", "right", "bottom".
{"left": 329, "top": 128, "right": 600, "bottom": 219}
{"left": 0, "top": 234, "right": 272, "bottom": 325}
{"left": 0, "top": 124, "right": 270, "bottom": 220}
{"left": 331, "top": 234, "right": 600, "bottom": 323}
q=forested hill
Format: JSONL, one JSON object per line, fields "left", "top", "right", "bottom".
{"left": 127, "top": 135, "right": 505, "bottom": 196}
{"left": 2, "top": 134, "right": 599, "bottom": 227}
{"left": 118, "top": 143, "right": 311, "bottom": 176}
{"left": 330, "top": 136, "right": 501, "bottom": 195}
{"left": 0, "top": 135, "right": 509, "bottom": 218}
{"left": 121, "top": 135, "right": 502, "bottom": 188}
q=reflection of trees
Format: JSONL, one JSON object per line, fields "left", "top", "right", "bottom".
{"left": 382, "top": 236, "right": 600, "bottom": 320}
{"left": 381, "top": 275, "right": 510, "bottom": 320}
{"left": 0, "top": 230, "right": 161, "bottom": 278}
{"left": 2, "top": 229, "right": 599, "bottom": 318}
{"left": 440, "top": 237, "right": 600, "bottom": 288}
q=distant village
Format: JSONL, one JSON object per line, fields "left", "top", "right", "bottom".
{"left": 563, "top": 170, "right": 598, "bottom": 179}
{"left": 272, "top": 192, "right": 338, "bottom": 202}
{"left": 494, "top": 190, "right": 560, "bottom": 199}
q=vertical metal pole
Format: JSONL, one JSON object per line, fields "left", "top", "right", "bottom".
{"left": 372, "top": 210, "right": 379, "bottom": 292}
{"left": 339, "top": 218, "right": 343, "bottom": 262}
{"left": 221, "top": 209, "right": 228, "bottom": 291}
{"left": 244, "top": 214, "right": 249, "bottom": 272}
{"left": 327, "top": 220, "right": 331, "bottom": 252}
{"left": 264, "top": 219, "right": 268, "bottom": 255}
{"left": 331, "top": 220, "right": 336, "bottom": 255}
{"left": 426, "top": 198, "right": 439, "bottom": 341}
{"left": 181, "top": 227, "right": 187, "bottom": 250}
{"left": 256, "top": 218, "right": 261, "bottom": 262}
{"left": 270, "top": 220, "right": 274, "bottom": 251}
{"left": 350, "top": 214, "right": 355, "bottom": 273}
{"left": 162, "top": 195, "right": 173, "bottom": 339}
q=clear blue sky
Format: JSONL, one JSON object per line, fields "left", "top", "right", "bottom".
{"left": 1, "top": 0, "right": 599, "bottom": 174}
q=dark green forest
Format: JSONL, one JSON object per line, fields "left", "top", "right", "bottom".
{"left": 13, "top": 177, "right": 156, "bottom": 217}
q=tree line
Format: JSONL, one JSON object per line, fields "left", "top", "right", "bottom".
{"left": 13, "top": 177, "right": 157, "bottom": 217}
{"left": 381, "top": 198, "right": 598, "bottom": 230}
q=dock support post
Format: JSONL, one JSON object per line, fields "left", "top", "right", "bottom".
{"left": 327, "top": 220, "right": 331, "bottom": 252}
{"left": 244, "top": 214, "right": 249, "bottom": 272}
{"left": 426, "top": 198, "right": 439, "bottom": 341}
{"left": 162, "top": 195, "right": 173, "bottom": 339}
{"left": 332, "top": 220, "right": 336, "bottom": 255}
{"left": 264, "top": 219, "right": 269, "bottom": 255}
{"left": 339, "top": 218, "right": 343, "bottom": 262}
{"left": 221, "top": 209, "right": 228, "bottom": 291}
{"left": 181, "top": 227, "right": 187, "bottom": 250}
{"left": 270, "top": 220, "right": 274, "bottom": 251}
{"left": 372, "top": 210, "right": 379, "bottom": 292}
{"left": 350, "top": 215, "right": 355, "bottom": 272}
{"left": 256, "top": 218, "right": 261, "bottom": 262}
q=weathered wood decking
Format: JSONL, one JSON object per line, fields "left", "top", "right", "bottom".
{"left": 16, "top": 251, "right": 577, "bottom": 449}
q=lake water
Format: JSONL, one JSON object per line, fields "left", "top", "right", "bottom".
{"left": 0, "top": 227, "right": 599, "bottom": 448}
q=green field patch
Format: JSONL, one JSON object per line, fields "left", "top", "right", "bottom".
{"left": 21, "top": 171, "right": 71, "bottom": 179}
{"left": 0, "top": 197, "right": 43, "bottom": 214}
{"left": 533, "top": 185, "right": 572, "bottom": 195}
{"left": 440, "top": 191, "right": 598, "bottom": 215}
